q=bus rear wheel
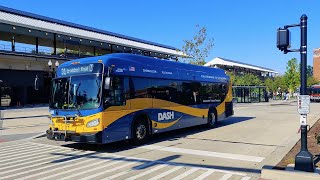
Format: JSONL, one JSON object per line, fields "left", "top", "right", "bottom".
{"left": 207, "top": 113, "right": 217, "bottom": 128}
{"left": 132, "top": 119, "right": 149, "bottom": 145}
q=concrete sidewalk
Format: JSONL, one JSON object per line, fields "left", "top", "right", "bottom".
{"left": 0, "top": 107, "right": 50, "bottom": 142}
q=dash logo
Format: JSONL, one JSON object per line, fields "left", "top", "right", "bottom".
{"left": 158, "top": 111, "right": 174, "bottom": 121}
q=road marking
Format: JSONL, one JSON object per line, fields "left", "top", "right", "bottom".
{"left": 0, "top": 141, "right": 249, "bottom": 179}
{"left": 79, "top": 162, "right": 136, "bottom": 180}
{"left": 37, "top": 159, "right": 109, "bottom": 180}
{"left": 241, "top": 177, "right": 251, "bottom": 180}
{"left": 59, "top": 158, "right": 124, "bottom": 180}
{"left": 171, "top": 168, "right": 199, "bottom": 180}
{"left": 219, "top": 174, "right": 232, "bottom": 180}
{"left": 104, "top": 171, "right": 129, "bottom": 180}
{"left": 16, "top": 157, "right": 99, "bottom": 180}
{"left": 0, "top": 148, "right": 67, "bottom": 167}
{"left": 126, "top": 164, "right": 167, "bottom": 180}
{"left": 0, "top": 145, "right": 58, "bottom": 162}
{"left": 194, "top": 170, "right": 215, "bottom": 180}
{"left": 149, "top": 166, "right": 182, "bottom": 180}
{"left": 0, "top": 142, "right": 39, "bottom": 154}
{"left": 0, "top": 149, "right": 78, "bottom": 173}
{"left": 102, "top": 162, "right": 159, "bottom": 180}
{"left": 0, "top": 150, "right": 91, "bottom": 179}
{"left": 140, "top": 145, "right": 265, "bottom": 162}
{"left": 0, "top": 142, "right": 30, "bottom": 151}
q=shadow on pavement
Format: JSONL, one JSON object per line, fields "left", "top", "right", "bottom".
{"left": 61, "top": 116, "right": 255, "bottom": 153}
{"left": 49, "top": 151, "right": 261, "bottom": 175}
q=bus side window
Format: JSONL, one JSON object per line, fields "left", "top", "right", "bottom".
{"left": 107, "top": 77, "right": 126, "bottom": 106}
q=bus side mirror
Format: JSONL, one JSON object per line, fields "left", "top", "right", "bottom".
{"left": 277, "top": 28, "right": 291, "bottom": 52}
{"left": 104, "top": 77, "right": 111, "bottom": 90}
{"left": 34, "top": 75, "right": 39, "bottom": 91}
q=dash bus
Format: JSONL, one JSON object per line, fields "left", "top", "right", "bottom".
{"left": 46, "top": 53, "right": 233, "bottom": 144}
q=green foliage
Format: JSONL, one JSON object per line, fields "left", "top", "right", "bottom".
{"left": 307, "top": 76, "right": 319, "bottom": 87}
{"left": 284, "top": 58, "right": 300, "bottom": 93}
{"left": 307, "top": 65, "right": 313, "bottom": 77}
{"left": 226, "top": 71, "right": 235, "bottom": 84}
{"left": 233, "top": 73, "right": 262, "bottom": 86}
{"left": 180, "top": 25, "right": 214, "bottom": 65}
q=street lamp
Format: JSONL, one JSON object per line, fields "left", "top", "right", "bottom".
{"left": 55, "top": 61, "right": 59, "bottom": 68}
{"left": 48, "top": 60, "right": 59, "bottom": 78}
{"left": 48, "top": 60, "right": 53, "bottom": 70}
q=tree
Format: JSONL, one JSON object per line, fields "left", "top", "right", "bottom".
{"left": 264, "top": 78, "right": 276, "bottom": 92}
{"left": 284, "top": 58, "right": 300, "bottom": 93}
{"left": 180, "top": 25, "right": 214, "bottom": 65}
{"left": 307, "top": 65, "right": 313, "bottom": 77}
{"left": 233, "top": 73, "right": 262, "bottom": 86}
{"left": 226, "top": 71, "right": 235, "bottom": 84}
{"left": 307, "top": 76, "right": 319, "bottom": 87}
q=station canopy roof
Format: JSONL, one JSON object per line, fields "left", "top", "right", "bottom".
{"left": 0, "top": 6, "right": 184, "bottom": 57}
{"left": 204, "top": 57, "right": 278, "bottom": 74}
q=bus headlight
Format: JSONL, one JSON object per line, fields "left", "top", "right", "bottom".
{"left": 86, "top": 118, "right": 100, "bottom": 127}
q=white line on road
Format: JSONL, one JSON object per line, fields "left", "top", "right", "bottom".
{"left": 149, "top": 166, "right": 183, "bottom": 180}
{"left": 16, "top": 157, "right": 100, "bottom": 180}
{"left": 0, "top": 149, "right": 78, "bottom": 174}
{"left": 241, "top": 177, "right": 251, "bottom": 180}
{"left": 194, "top": 170, "right": 215, "bottom": 180}
{"left": 0, "top": 148, "right": 67, "bottom": 167}
{"left": 59, "top": 158, "right": 125, "bottom": 180}
{"left": 79, "top": 162, "right": 137, "bottom": 180}
{"left": 0, "top": 150, "right": 91, "bottom": 179}
{"left": 125, "top": 164, "right": 167, "bottom": 180}
{"left": 0, "top": 144, "right": 59, "bottom": 162}
{"left": 37, "top": 159, "right": 110, "bottom": 180}
{"left": 171, "top": 168, "right": 199, "bottom": 180}
{"left": 140, "top": 145, "right": 265, "bottom": 162}
{"left": 219, "top": 174, "right": 232, "bottom": 180}
{"left": 0, "top": 142, "right": 40, "bottom": 154}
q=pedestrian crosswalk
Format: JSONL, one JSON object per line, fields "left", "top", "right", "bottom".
{"left": 0, "top": 141, "right": 252, "bottom": 180}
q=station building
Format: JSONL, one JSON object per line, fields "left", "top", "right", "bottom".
{"left": 0, "top": 6, "right": 184, "bottom": 107}
{"left": 204, "top": 57, "right": 278, "bottom": 103}
{"left": 204, "top": 57, "right": 278, "bottom": 78}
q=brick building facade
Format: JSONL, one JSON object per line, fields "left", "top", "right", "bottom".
{"left": 313, "top": 48, "right": 320, "bottom": 81}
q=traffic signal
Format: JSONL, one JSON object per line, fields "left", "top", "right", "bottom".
{"left": 277, "top": 28, "right": 291, "bottom": 53}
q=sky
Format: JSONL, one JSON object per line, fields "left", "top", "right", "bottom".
{"left": 1, "top": 0, "right": 319, "bottom": 74}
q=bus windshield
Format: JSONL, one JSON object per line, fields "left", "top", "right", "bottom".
{"left": 50, "top": 74, "right": 102, "bottom": 110}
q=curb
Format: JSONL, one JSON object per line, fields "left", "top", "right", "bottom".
{"left": 261, "top": 164, "right": 320, "bottom": 180}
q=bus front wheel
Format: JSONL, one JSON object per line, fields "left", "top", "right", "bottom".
{"left": 132, "top": 118, "right": 149, "bottom": 145}
{"left": 207, "top": 112, "right": 217, "bottom": 128}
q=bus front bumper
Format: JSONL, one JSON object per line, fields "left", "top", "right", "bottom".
{"left": 46, "top": 130, "right": 102, "bottom": 144}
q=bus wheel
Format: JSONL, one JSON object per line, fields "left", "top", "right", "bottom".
{"left": 207, "top": 113, "right": 217, "bottom": 128}
{"left": 132, "top": 119, "right": 149, "bottom": 145}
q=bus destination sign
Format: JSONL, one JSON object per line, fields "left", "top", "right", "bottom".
{"left": 59, "top": 63, "right": 103, "bottom": 76}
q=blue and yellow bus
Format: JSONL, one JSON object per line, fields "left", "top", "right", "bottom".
{"left": 46, "top": 53, "right": 233, "bottom": 144}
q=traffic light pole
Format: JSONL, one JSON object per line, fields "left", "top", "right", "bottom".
{"left": 277, "top": 14, "right": 314, "bottom": 172}
{"left": 294, "top": 14, "right": 314, "bottom": 172}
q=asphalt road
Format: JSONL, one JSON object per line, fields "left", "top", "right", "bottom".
{"left": 1, "top": 101, "right": 320, "bottom": 180}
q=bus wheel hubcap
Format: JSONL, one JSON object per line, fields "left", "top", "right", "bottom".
{"left": 136, "top": 124, "right": 146, "bottom": 140}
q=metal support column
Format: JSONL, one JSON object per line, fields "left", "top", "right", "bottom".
{"left": 294, "top": 14, "right": 314, "bottom": 172}
{"left": 11, "top": 36, "right": 15, "bottom": 52}
{"left": 36, "top": 37, "right": 39, "bottom": 53}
